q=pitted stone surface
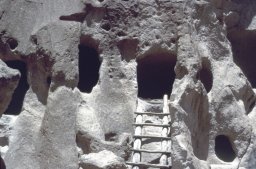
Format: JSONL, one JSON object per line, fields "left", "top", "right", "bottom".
{"left": 0, "top": 0, "right": 256, "bottom": 169}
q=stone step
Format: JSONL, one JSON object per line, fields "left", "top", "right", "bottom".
{"left": 133, "top": 123, "right": 170, "bottom": 127}
{"left": 131, "top": 148, "right": 171, "bottom": 154}
{"left": 133, "top": 135, "right": 171, "bottom": 140}
{"left": 126, "top": 162, "right": 171, "bottom": 168}
{"left": 135, "top": 112, "right": 170, "bottom": 116}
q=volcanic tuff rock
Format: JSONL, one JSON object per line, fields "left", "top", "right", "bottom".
{"left": 0, "top": 0, "right": 256, "bottom": 169}
{"left": 79, "top": 150, "right": 126, "bottom": 169}
{"left": 0, "top": 61, "right": 20, "bottom": 116}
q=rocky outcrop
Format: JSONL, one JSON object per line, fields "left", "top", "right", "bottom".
{"left": 0, "top": 0, "right": 256, "bottom": 169}
{"left": 0, "top": 115, "right": 17, "bottom": 157}
{"left": 170, "top": 0, "right": 256, "bottom": 168}
{"left": 79, "top": 150, "right": 126, "bottom": 169}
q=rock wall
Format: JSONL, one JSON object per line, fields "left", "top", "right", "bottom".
{"left": 0, "top": 0, "right": 256, "bottom": 169}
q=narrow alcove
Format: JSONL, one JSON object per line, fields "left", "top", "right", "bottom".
{"left": 215, "top": 135, "right": 236, "bottom": 162}
{"left": 198, "top": 59, "right": 213, "bottom": 93}
{"left": 227, "top": 29, "right": 256, "bottom": 88}
{"left": 0, "top": 156, "right": 6, "bottom": 169}
{"left": 78, "top": 44, "right": 101, "bottom": 93}
{"left": 4, "top": 61, "right": 29, "bottom": 115}
{"left": 137, "top": 52, "right": 176, "bottom": 99}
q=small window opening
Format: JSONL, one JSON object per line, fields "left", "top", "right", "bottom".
{"left": 198, "top": 59, "right": 213, "bottom": 93}
{"left": 4, "top": 61, "right": 29, "bottom": 115}
{"left": 215, "top": 135, "right": 236, "bottom": 162}
{"left": 78, "top": 44, "right": 101, "bottom": 93}
{"left": 7, "top": 38, "right": 18, "bottom": 50}
{"left": 137, "top": 52, "right": 176, "bottom": 99}
{"left": 101, "top": 22, "right": 111, "bottom": 31}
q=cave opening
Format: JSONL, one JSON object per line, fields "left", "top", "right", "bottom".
{"left": 228, "top": 29, "right": 256, "bottom": 88}
{"left": 5, "top": 61, "right": 29, "bottom": 115}
{"left": 78, "top": 44, "right": 101, "bottom": 93}
{"left": 137, "top": 52, "right": 176, "bottom": 99}
{"left": 198, "top": 59, "right": 213, "bottom": 93}
{"left": 0, "top": 156, "right": 6, "bottom": 169}
{"left": 215, "top": 135, "right": 236, "bottom": 162}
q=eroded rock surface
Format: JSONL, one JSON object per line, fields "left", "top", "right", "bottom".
{"left": 0, "top": 0, "right": 256, "bottom": 169}
{"left": 80, "top": 150, "right": 126, "bottom": 169}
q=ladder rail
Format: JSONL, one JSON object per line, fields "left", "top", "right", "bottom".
{"left": 128, "top": 94, "right": 172, "bottom": 169}
{"left": 160, "top": 94, "right": 171, "bottom": 166}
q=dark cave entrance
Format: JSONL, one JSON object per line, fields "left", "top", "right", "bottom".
{"left": 0, "top": 156, "right": 6, "bottom": 169}
{"left": 78, "top": 44, "right": 101, "bottom": 93}
{"left": 198, "top": 59, "right": 213, "bottom": 93}
{"left": 7, "top": 38, "right": 18, "bottom": 50}
{"left": 227, "top": 29, "right": 256, "bottom": 88}
{"left": 137, "top": 52, "right": 177, "bottom": 99}
{"left": 215, "top": 135, "right": 236, "bottom": 162}
{"left": 5, "top": 61, "right": 29, "bottom": 115}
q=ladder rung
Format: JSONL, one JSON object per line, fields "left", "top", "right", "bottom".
{"left": 135, "top": 112, "right": 170, "bottom": 116}
{"left": 126, "top": 162, "right": 171, "bottom": 168}
{"left": 133, "top": 135, "right": 171, "bottom": 140}
{"left": 131, "top": 148, "right": 171, "bottom": 154}
{"left": 133, "top": 123, "right": 170, "bottom": 127}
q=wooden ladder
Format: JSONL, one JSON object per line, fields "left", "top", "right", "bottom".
{"left": 126, "top": 95, "right": 172, "bottom": 169}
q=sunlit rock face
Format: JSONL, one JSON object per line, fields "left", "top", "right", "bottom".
{"left": 0, "top": 0, "right": 256, "bottom": 169}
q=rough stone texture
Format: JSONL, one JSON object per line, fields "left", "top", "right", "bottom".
{"left": 80, "top": 150, "right": 126, "bottom": 169}
{"left": 37, "top": 87, "right": 79, "bottom": 169}
{"left": 0, "top": 115, "right": 17, "bottom": 157}
{"left": 0, "top": 0, "right": 256, "bottom": 169}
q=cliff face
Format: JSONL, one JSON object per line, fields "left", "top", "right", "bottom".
{"left": 0, "top": 0, "right": 256, "bottom": 169}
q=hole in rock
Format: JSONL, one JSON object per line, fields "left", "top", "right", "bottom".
{"left": 228, "top": 29, "right": 256, "bottom": 88}
{"left": 7, "top": 38, "right": 18, "bottom": 50}
{"left": 198, "top": 59, "right": 213, "bottom": 93}
{"left": 47, "top": 76, "right": 52, "bottom": 87}
{"left": 137, "top": 52, "right": 177, "bottom": 99}
{"left": 5, "top": 61, "right": 29, "bottom": 115}
{"left": 78, "top": 45, "right": 101, "bottom": 93}
{"left": 0, "top": 156, "right": 6, "bottom": 169}
{"left": 171, "top": 38, "right": 177, "bottom": 44}
{"left": 101, "top": 23, "right": 111, "bottom": 31}
{"left": 215, "top": 135, "right": 236, "bottom": 162}
{"left": 105, "top": 132, "right": 118, "bottom": 141}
